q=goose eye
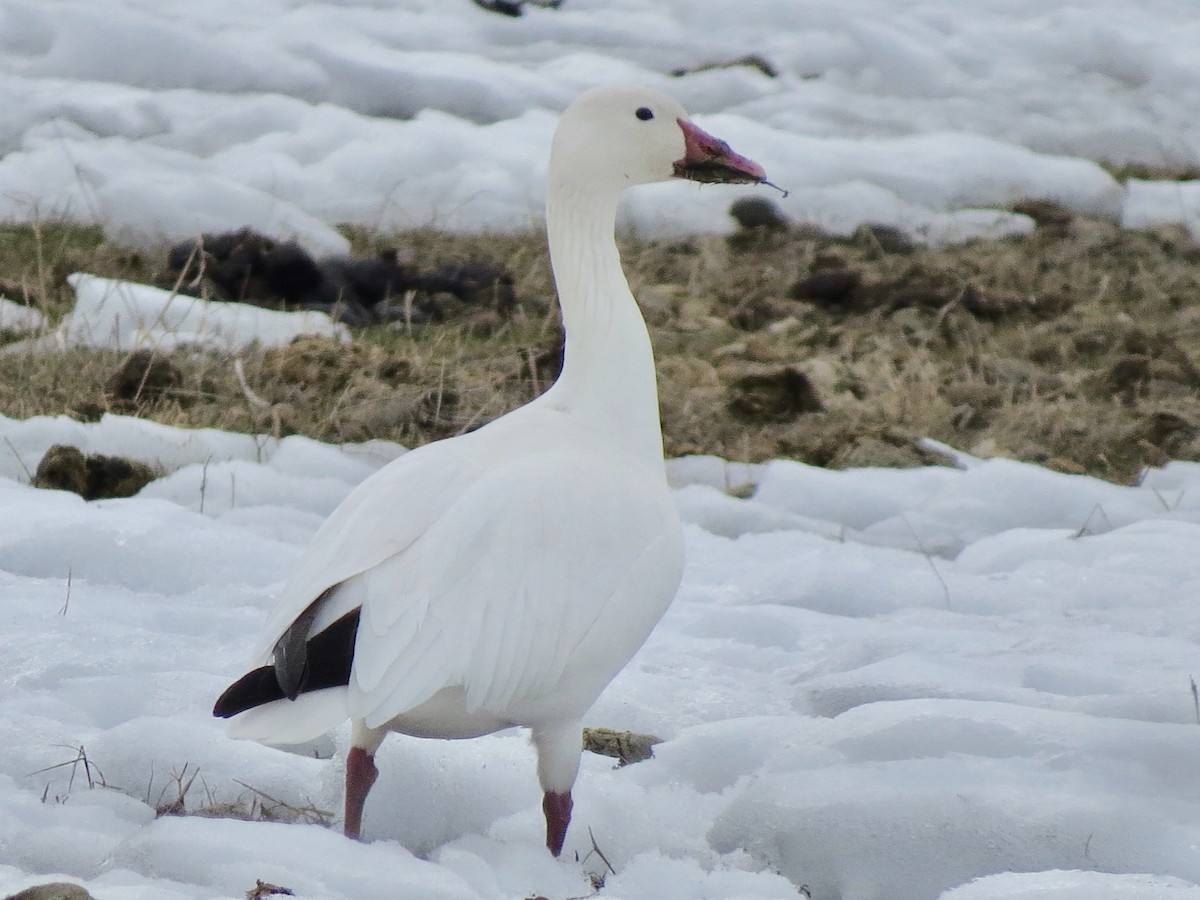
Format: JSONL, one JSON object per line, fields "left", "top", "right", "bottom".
{"left": 635, "top": 107, "right": 654, "bottom": 121}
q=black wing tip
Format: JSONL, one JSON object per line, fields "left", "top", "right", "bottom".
{"left": 213, "top": 666, "right": 285, "bottom": 718}
{"left": 212, "top": 607, "right": 362, "bottom": 719}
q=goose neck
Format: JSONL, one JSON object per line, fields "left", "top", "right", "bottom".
{"left": 542, "top": 184, "right": 664, "bottom": 465}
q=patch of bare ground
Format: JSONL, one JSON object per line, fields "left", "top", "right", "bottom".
{"left": 3, "top": 207, "right": 1200, "bottom": 484}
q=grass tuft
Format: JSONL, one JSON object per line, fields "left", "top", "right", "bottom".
{"left": 3, "top": 213, "right": 1200, "bottom": 483}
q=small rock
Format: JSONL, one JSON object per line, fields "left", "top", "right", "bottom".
{"left": 729, "top": 196, "right": 789, "bottom": 231}
{"left": 788, "top": 269, "right": 861, "bottom": 308}
{"left": 1143, "top": 410, "right": 1196, "bottom": 455}
{"left": 583, "top": 727, "right": 662, "bottom": 765}
{"left": 471, "top": 0, "right": 525, "bottom": 15}
{"left": 107, "top": 349, "right": 183, "bottom": 404}
{"left": 1011, "top": 198, "right": 1075, "bottom": 229}
{"left": 728, "top": 366, "right": 824, "bottom": 423}
{"left": 33, "top": 445, "right": 89, "bottom": 496}
{"left": 5, "top": 884, "right": 98, "bottom": 900}
{"left": 961, "top": 284, "right": 1033, "bottom": 320}
{"left": 34, "top": 444, "right": 156, "bottom": 500}
{"left": 853, "top": 223, "right": 915, "bottom": 254}
{"left": 245, "top": 880, "right": 295, "bottom": 899}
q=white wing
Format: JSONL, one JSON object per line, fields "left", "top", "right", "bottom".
{"left": 245, "top": 407, "right": 684, "bottom": 732}
{"left": 250, "top": 436, "right": 481, "bottom": 662}
{"left": 346, "top": 446, "right": 684, "bottom": 727}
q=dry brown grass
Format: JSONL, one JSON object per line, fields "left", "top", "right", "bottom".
{"left": 3, "top": 210, "right": 1200, "bottom": 484}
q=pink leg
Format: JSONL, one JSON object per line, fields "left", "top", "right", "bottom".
{"left": 344, "top": 746, "right": 378, "bottom": 840}
{"left": 542, "top": 790, "right": 573, "bottom": 857}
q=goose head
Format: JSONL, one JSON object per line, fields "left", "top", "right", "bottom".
{"left": 549, "top": 85, "right": 766, "bottom": 193}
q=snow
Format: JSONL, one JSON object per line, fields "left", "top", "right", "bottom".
{"left": 0, "top": 298, "right": 46, "bottom": 334}
{"left": 45, "top": 274, "right": 349, "bottom": 353}
{"left": 1, "top": 0, "right": 1197, "bottom": 249}
{"left": 1122, "top": 179, "right": 1200, "bottom": 237}
{"left": 3, "top": 2, "right": 1200, "bottom": 897}
{"left": 2, "top": 410, "right": 1200, "bottom": 899}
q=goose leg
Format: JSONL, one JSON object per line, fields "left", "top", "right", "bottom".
{"left": 344, "top": 746, "right": 377, "bottom": 840}
{"left": 532, "top": 721, "right": 583, "bottom": 858}
{"left": 542, "top": 790, "right": 574, "bottom": 857}
{"left": 344, "top": 722, "right": 386, "bottom": 840}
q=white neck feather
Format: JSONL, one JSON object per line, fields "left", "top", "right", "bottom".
{"left": 537, "top": 181, "right": 665, "bottom": 466}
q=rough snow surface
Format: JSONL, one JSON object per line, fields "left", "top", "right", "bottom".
{"left": 0, "top": 0, "right": 1197, "bottom": 247}
{"left": 62, "top": 274, "right": 349, "bottom": 352}
{"left": 2, "top": 274, "right": 349, "bottom": 354}
{"left": 0, "top": 297, "right": 46, "bottom": 334}
{"left": 1, "top": 413, "right": 1199, "bottom": 898}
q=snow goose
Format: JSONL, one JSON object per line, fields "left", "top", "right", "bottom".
{"left": 213, "top": 84, "right": 767, "bottom": 857}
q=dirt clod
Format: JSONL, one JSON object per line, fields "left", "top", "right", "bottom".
{"left": 33, "top": 445, "right": 157, "bottom": 500}
{"left": 583, "top": 727, "right": 662, "bottom": 765}
{"left": 729, "top": 196, "right": 790, "bottom": 232}
{"left": 728, "top": 366, "right": 824, "bottom": 423}
{"left": 167, "top": 228, "right": 516, "bottom": 325}
{"left": 789, "top": 269, "right": 862, "bottom": 308}
{"left": 107, "top": 349, "right": 184, "bottom": 405}
{"left": 1012, "top": 199, "right": 1076, "bottom": 229}
{"left": 4, "top": 884, "right": 97, "bottom": 900}
{"left": 245, "top": 880, "right": 295, "bottom": 899}
{"left": 853, "top": 222, "right": 916, "bottom": 254}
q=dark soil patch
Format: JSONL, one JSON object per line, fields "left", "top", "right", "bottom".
{"left": 33, "top": 445, "right": 157, "bottom": 500}
{"left": 107, "top": 349, "right": 184, "bottom": 407}
{"left": 166, "top": 228, "right": 515, "bottom": 326}
{"left": 3, "top": 213, "right": 1200, "bottom": 484}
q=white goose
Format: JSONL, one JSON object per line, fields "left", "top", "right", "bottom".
{"left": 214, "top": 85, "right": 766, "bottom": 857}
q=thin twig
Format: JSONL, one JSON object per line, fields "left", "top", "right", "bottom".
{"left": 4, "top": 436, "right": 33, "bottom": 481}
{"left": 132, "top": 239, "right": 201, "bottom": 352}
{"left": 403, "top": 288, "right": 416, "bottom": 335}
{"left": 199, "top": 457, "right": 210, "bottom": 515}
{"left": 233, "top": 358, "right": 271, "bottom": 409}
{"left": 232, "top": 780, "right": 333, "bottom": 825}
{"left": 902, "top": 514, "right": 951, "bottom": 609}
{"left": 1073, "top": 503, "right": 1113, "bottom": 538}
{"left": 59, "top": 567, "right": 72, "bottom": 616}
{"left": 432, "top": 361, "right": 448, "bottom": 424}
{"left": 156, "top": 762, "right": 202, "bottom": 814}
{"left": 28, "top": 744, "right": 106, "bottom": 794}
{"left": 32, "top": 213, "right": 49, "bottom": 311}
{"left": 525, "top": 345, "right": 541, "bottom": 395}
{"left": 584, "top": 826, "right": 617, "bottom": 876}
{"left": 1150, "top": 486, "right": 1184, "bottom": 512}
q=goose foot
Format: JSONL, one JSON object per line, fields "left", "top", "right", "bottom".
{"left": 542, "top": 790, "right": 573, "bottom": 857}
{"left": 344, "top": 746, "right": 378, "bottom": 840}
